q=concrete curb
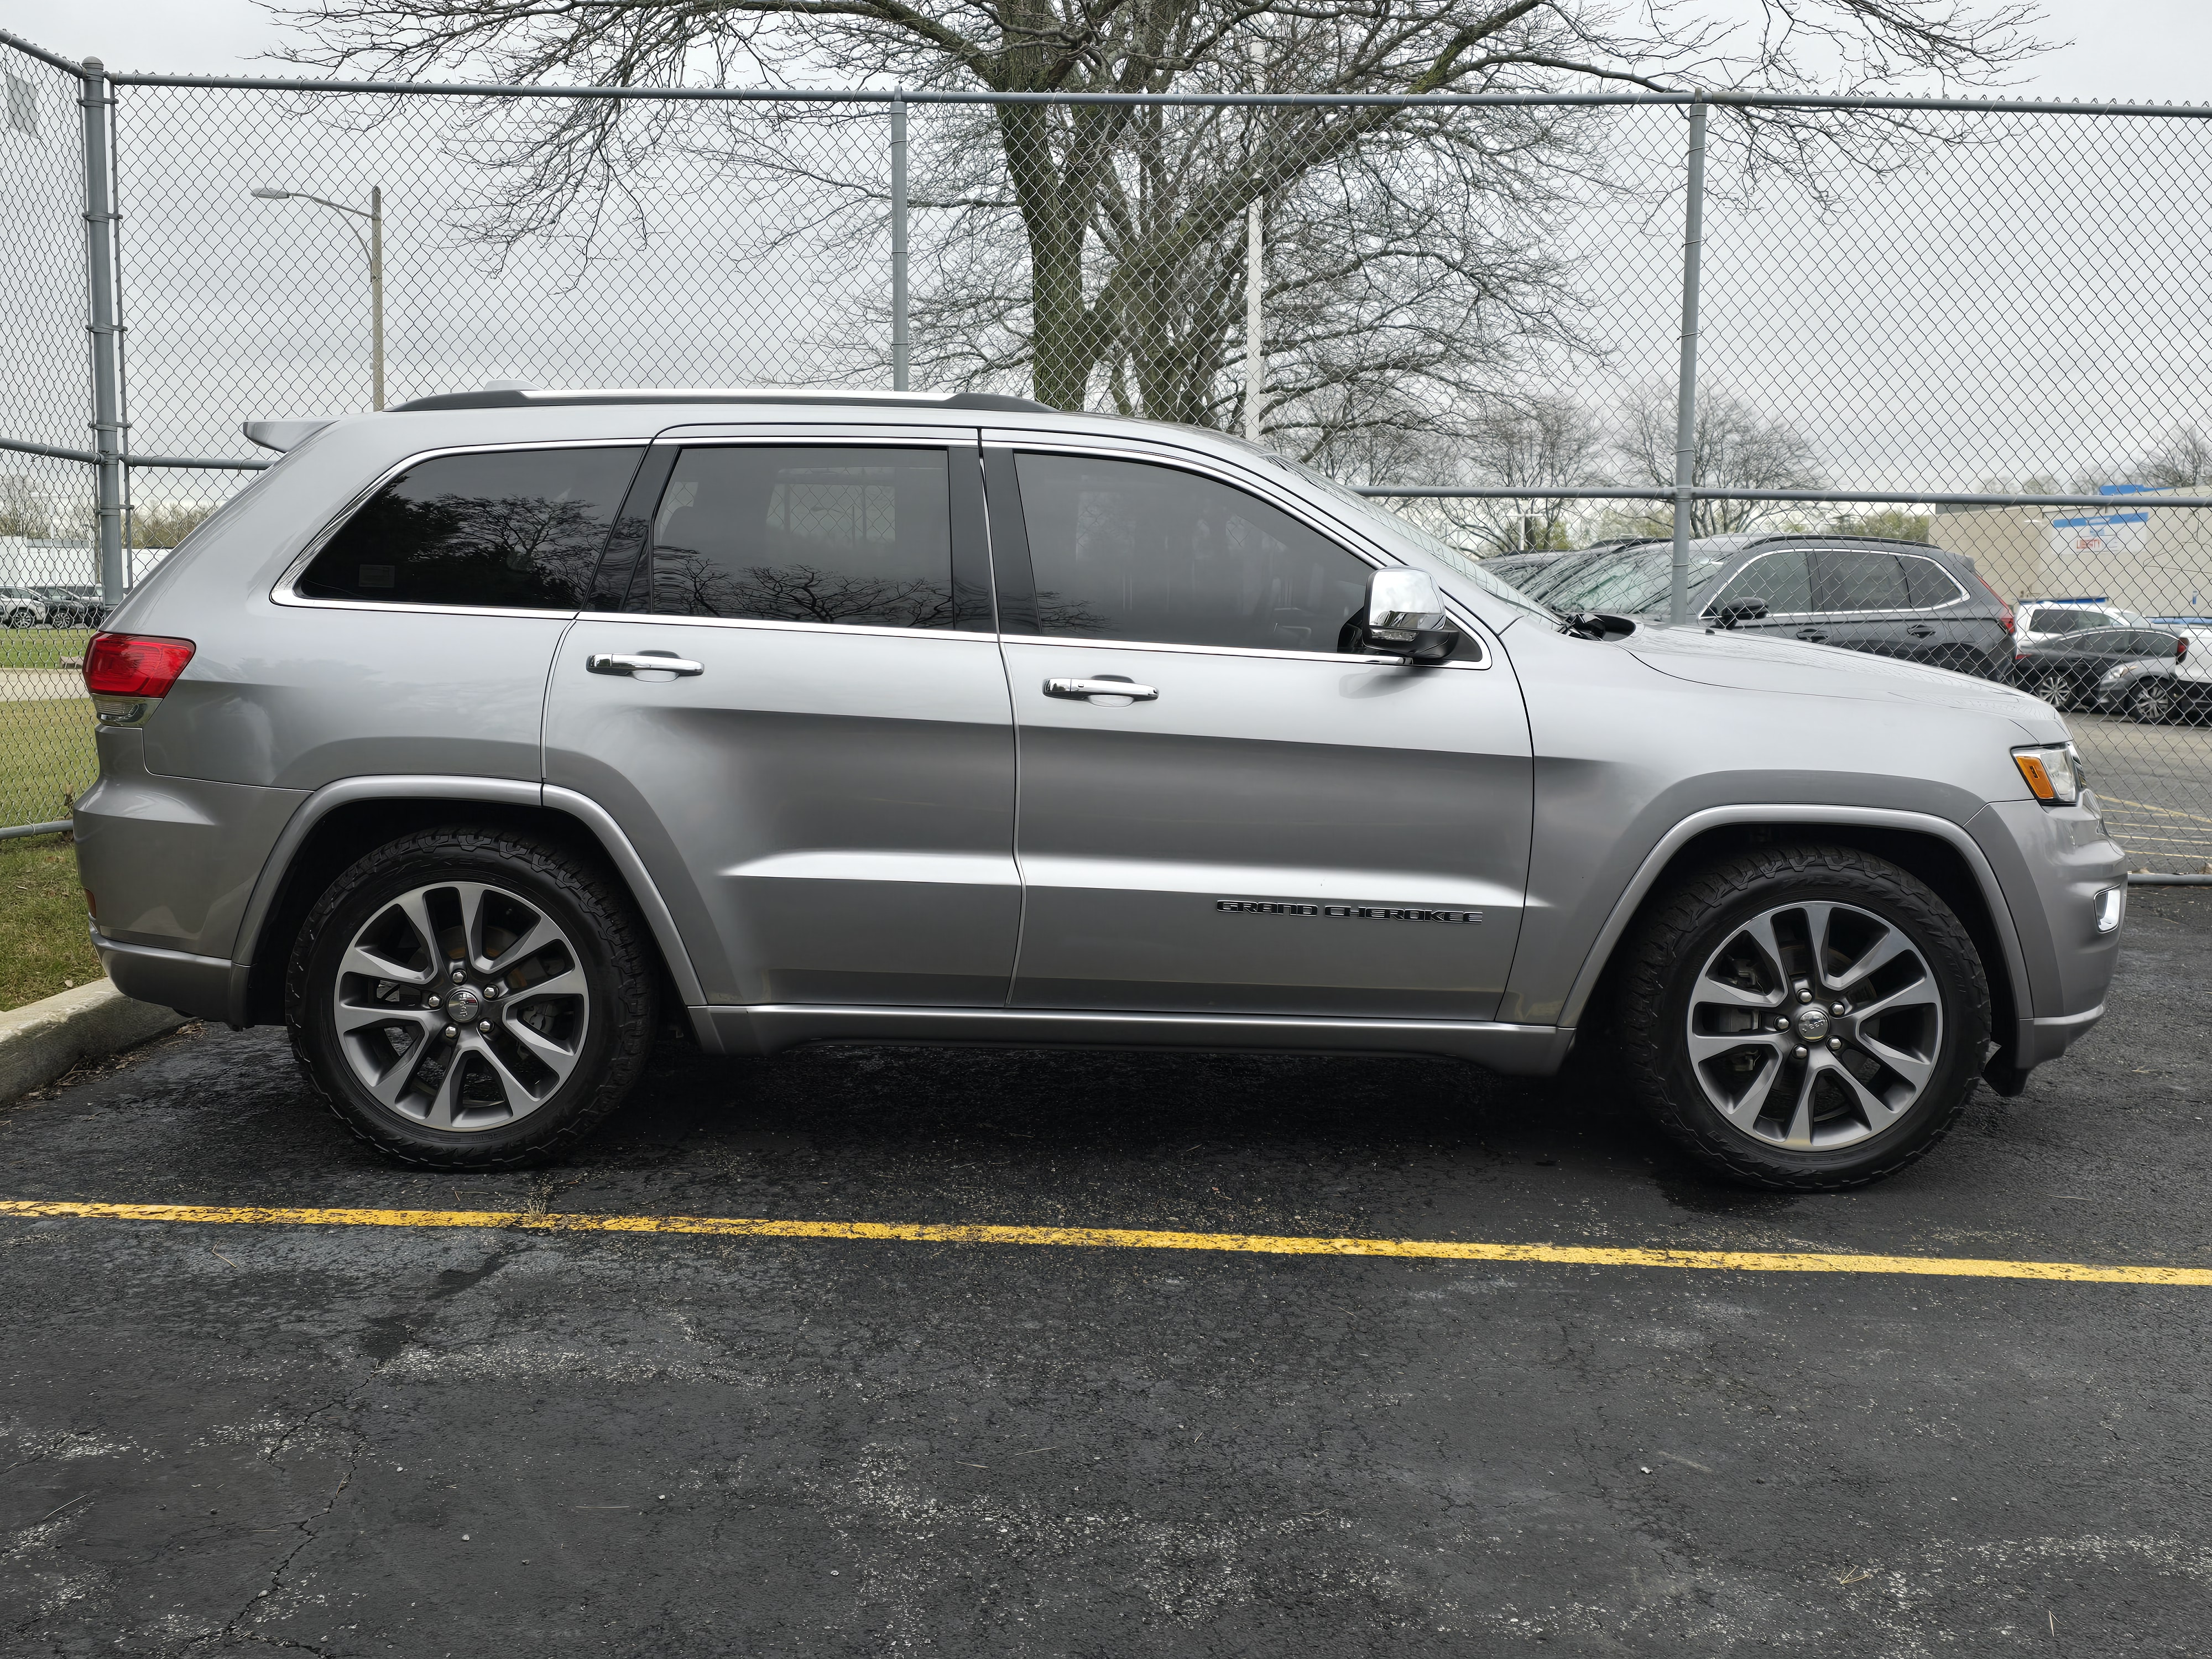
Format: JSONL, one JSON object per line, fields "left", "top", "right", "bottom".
{"left": 0, "top": 980, "right": 187, "bottom": 1102}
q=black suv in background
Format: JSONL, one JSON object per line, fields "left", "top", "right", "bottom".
{"left": 1517, "top": 534, "right": 2016, "bottom": 680}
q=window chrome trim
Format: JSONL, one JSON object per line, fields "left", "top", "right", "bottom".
{"left": 270, "top": 437, "right": 653, "bottom": 614}
{"left": 982, "top": 436, "right": 1493, "bottom": 667}
{"left": 997, "top": 631, "right": 1490, "bottom": 670}
{"left": 571, "top": 609, "right": 999, "bottom": 645}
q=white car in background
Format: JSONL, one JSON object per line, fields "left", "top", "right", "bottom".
{"left": 2015, "top": 598, "right": 2150, "bottom": 648}
{"left": 0, "top": 586, "right": 51, "bottom": 628}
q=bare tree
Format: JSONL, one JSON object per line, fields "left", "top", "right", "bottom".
{"left": 1401, "top": 393, "right": 1605, "bottom": 553}
{"left": 1615, "top": 382, "right": 1824, "bottom": 536}
{"left": 2133, "top": 425, "right": 2212, "bottom": 489}
{"left": 270, "top": 0, "right": 2044, "bottom": 462}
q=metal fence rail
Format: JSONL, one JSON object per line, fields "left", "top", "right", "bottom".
{"left": 5, "top": 27, "right": 2212, "bottom": 872}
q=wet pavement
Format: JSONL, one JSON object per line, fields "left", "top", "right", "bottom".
{"left": 4, "top": 889, "right": 2211, "bottom": 1656}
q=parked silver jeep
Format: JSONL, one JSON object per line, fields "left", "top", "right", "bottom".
{"left": 73, "top": 390, "right": 2125, "bottom": 1188}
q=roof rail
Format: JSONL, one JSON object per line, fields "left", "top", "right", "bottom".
{"left": 387, "top": 387, "right": 1053, "bottom": 414}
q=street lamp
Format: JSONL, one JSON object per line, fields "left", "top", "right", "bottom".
{"left": 251, "top": 185, "right": 385, "bottom": 411}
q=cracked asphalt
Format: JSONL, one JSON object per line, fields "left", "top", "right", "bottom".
{"left": 5, "top": 889, "right": 2212, "bottom": 1657}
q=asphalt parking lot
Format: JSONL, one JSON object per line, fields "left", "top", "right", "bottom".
{"left": 6, "top": 891, "right": 2212, "bottom": 1657}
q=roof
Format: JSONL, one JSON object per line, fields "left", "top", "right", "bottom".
{"left": 388, "top": 387, "right": 1053, "bottom": 414}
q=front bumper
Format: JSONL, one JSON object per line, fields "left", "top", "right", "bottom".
{"left": 1966, "top": 796, "right": 2126, "bottom": 1072}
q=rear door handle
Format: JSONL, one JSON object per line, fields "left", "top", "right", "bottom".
{"left": 1906, "top": 624, "right": 1938, "bottom": 638}
{"left": 1045, "top": 676, "right": 1158, "bottom": 702}
{"left": 1794, "top": 629, "right": 1828, "bottom": 643}
{"left": 587, "top": 651, "right": 704, "bottom": 677}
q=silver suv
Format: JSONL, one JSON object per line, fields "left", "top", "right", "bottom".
{"left": 73, "top": 390, "right": 2125, "bottom": 1189}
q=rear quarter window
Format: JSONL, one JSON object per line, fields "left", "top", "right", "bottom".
{"left": 298, "top": 445, "right": 644, "bottom": 609}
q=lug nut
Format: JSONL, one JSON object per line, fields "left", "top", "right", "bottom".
{"left": 1773, "top": 1019, "right": 1789, "bottom": 1031}
{"left": 478, "top": 1019, "right": 492, "bottom": 1034}
{"left": 1798, "top": 989, "right": 1812, "bottom": 1004}
{"left": 441, "top": 1025, "right": 457, "bottom": 1040}
{"left": 1793, "top": 1045, "right": 1808, "bottom": 1060}
{"left": 1829, "top": 1037, "right": 1843, "bottom": 1052}
{"left": 486, "top": 983, "right": 505, "bottom": 999}
{"left": 424, "top": 995, "right": 440, "bottom": 1010}
{"left": 450, "top": 965, "right": 466, "bottom": 983}
{"left": 1832, "top": 1001, "right": 1846, "bottom": 1015}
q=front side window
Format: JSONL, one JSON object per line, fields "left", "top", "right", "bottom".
{"left": 1813, "top": 549, "right": 1911, "bottom": 614}
{"left": 299, "top": 446, "right": 642, "bottom": 609}
{"left": 646, "top": 446, "right": 954, "bottom": 629}
{"left": 1707, "top": 549, "right": 1813, "bottom": 616}
{"left": 1014, "top": 453, "right": 1374, "bottom": 653}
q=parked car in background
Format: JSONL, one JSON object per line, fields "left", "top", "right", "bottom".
{"left": 1480, "top": 549, "right": 1586, "bottom": 594}
{"left": 2012, "top": 625, "right": 2187, "bottom": 721}
{"left": 30, "top": 585, "right": 105, "bottom": 628}
{"left": 0, "top": 586, "right": 50, "bottom": 628}
{"left": 2015, "top": 598, "right": 2149, "bottom": 647}
{"left": 1533, "top": 534, "right": 2016, "bottom": 679}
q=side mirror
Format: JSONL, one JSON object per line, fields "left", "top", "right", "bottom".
{"left": 1349, "top": 567, "right": 1463, "bottom": 664}
{"left": 1712, "top": 598, "right": 1769, "bottom": 629}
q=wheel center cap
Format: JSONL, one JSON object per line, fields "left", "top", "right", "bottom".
{"left": 1794, "top": 1005, "right": 1832, "bottom": 1041}
{"left": 447, "top": 985, "right": 484, "bottom": 1023}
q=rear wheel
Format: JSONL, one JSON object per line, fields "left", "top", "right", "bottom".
{"left": 2130, "top": 679, "right": 2178, "bottom": 724}
{"left": 1618, "top": 844, "right": 1990, "bottom": 1190}
{"left": 286, "top": 825, "right": 657, "bottom": 1168}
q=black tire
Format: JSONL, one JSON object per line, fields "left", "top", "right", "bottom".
{"left": 1617, "top": 843, "right": 1990, "bottom": 1191}
{"left": 286, "top": 824, "right": 658, "bottom": 1169}
{"left": 2130, "top": 679, "right": 2178, "bottom": 724}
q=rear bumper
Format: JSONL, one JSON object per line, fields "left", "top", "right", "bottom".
{"left": 91, "top": 930, "right": 243, "bottom": 1024}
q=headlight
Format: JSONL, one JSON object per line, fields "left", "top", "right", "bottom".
{"left": 2013, "top": 742, "right": 2081, "bottom": 805}
{"left": 2101, "top": 661, "right": 2151, "bottom": 684}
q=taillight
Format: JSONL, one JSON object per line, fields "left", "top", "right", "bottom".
{"left": 82, "top": 632, "right": 195, "bottom": 698}
{"left": 1968, "top": 568, "right": 2014, "bottom": 633}
{"left": 2178, "top": 638, "right": 2189, "bottom": 661}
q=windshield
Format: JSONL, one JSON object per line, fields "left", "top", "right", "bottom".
{"left": 1541, "top": 547, "right": 1730, "bottom": 615}
{"left": 1259, "top": 456, "right": 1559, "bottom": 623}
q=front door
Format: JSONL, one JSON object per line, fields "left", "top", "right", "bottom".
{"left": 544, "top": 435, "right": 1020, "bottom": 1008}
{"left": 986, "top": 445, "right": 1533, "bottom": 1021}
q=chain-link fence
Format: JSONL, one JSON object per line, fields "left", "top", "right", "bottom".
{"left": 6, "top": 27, "right": 2212, "bottom": 870}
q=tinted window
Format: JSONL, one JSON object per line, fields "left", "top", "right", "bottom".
{"left": 1014, "top": 453, "right": 1372, "bottom": 652}
{"left": 299, "top": 446, "right": 641, "bottom": 608}
{"left": 1902, "top": 556, "right": 1967, "bottom": 608}
{"left": 1813, "top": 549, "right": 1911, "bottom": 613}
{"left": 2131, "top": 629, "right": 2182, "bottom": 656}
{"left": 647, "top": 446, "right": 953, "bottom": 628}
{"left": 1708, "top": 549, "right": 1813, "bottom": 615}
{"left": 2030, "top": 608, "right": 2100, "bottom": 634}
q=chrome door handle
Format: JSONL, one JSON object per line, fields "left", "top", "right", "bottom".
{"left": 587, "top": 651, "right": 703, "bottom": 677}
{"left": 1045, "top": 676, "right": 1158, "bottom": 702}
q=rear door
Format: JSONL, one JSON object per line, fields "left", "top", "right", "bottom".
{"left": 544, "top": 431, "right": 1020, "bottom": 1009}
{"left": 1809, "top": 547, "right": 1922, "bottom": 661}
{"left": 987, "top": 440, "right": 1533, "bottom": 1021}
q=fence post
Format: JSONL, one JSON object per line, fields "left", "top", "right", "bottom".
{"left": 1244, "top": 200, "right": 1263, "bottom": 444}
{"left": 79, "top": 56, "right": 125, "bottom": 607}
{"left": 1670, "top": 95, "right": 1708, "bottom": 627}
{"left": 890, "top": 94, "right": 909, "bottom": 392}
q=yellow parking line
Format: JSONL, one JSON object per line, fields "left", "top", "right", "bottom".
{"left": 1, "top": 1198, "right": 2205, "bottom": 1286}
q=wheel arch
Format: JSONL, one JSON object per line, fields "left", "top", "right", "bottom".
{"left": 234, "top": 778, "right": 705, "bottom": 1027}
{"left": 1561, "top": 806, "right": 2027, "bottom": 1054}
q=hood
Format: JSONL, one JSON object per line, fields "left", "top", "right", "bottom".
{"left": 1626, "top": 622, "right": 2058, "bottom": 729}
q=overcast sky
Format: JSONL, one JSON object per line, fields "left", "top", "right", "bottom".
{"left": 2, "top": 0, "right": 2208, "bottom": 100}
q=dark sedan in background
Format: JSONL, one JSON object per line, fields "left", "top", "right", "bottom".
{"left": 1511, "top": 534, "right": 2017, "bottom": 680}
{"left": 2013, "top": 625, "right": 2192, "bottom": 722}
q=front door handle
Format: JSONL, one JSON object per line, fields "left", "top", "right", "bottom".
{"left": 1906, "top": 624, "right": 1938, "bottom": 637}
{"left": 1045, "top": 675, "right": 1158, "bottom": 702}
{"left": 1794, "top": 629, "right": 1828, "bottom": 643}
{"left": 588, "top": 651, "right": 704, "bottom": 677}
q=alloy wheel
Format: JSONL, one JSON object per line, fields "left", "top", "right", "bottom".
{"left": 1686, "top": 900, "right": 1944, "bottom": 1151}
{"left": 328, "top": 880, "right": 589, "bottom": 1130}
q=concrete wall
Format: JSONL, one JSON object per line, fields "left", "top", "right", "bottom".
{"left": 1929, "top": 502, "right": 2212, "bottom": 619}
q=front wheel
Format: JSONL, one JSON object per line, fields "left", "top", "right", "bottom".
{"left": 1617, "top": 844, "right": 1990, "bottom": 1190}
{"left": 286, "top": 825, "right": 658, "bottom": 1168}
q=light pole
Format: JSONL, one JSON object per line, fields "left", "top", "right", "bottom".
{"left": 251, "top": 185, "right": 385, "bottom": 410}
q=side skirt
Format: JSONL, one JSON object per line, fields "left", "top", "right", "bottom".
{"left": 689, "top": 1003, "right": 1575, "bottom": 1076}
